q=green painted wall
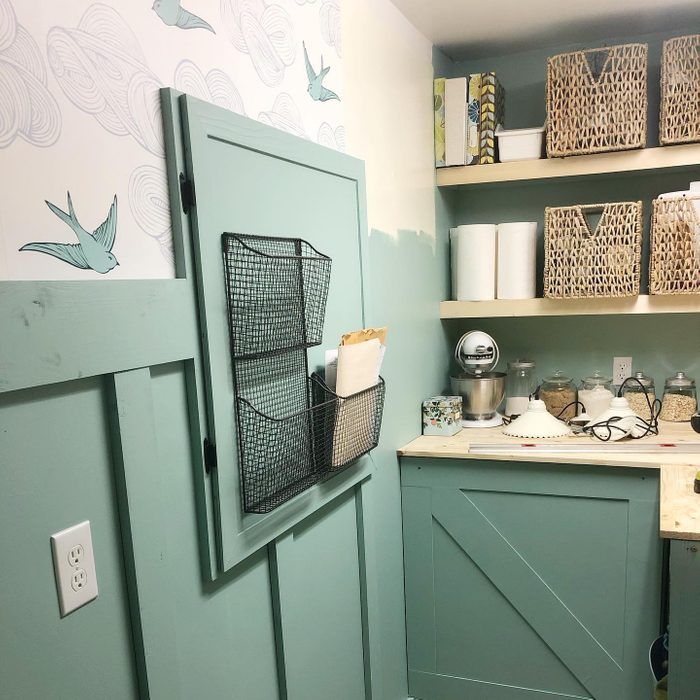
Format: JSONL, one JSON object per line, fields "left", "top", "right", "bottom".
{"left": 364, "top": 227, "right": 450, "bottom": 698}
{"left": 0, "top": 378, "right": 137, "bottom": 699}
{"left": 1, "top": 99, "right": 420, "bottom": 700}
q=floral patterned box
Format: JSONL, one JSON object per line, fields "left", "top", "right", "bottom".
{"left": 422, "top": 396, "right": 463, "bottom": 436}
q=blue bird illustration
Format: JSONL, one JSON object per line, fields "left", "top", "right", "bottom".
{"left": 20, "top": 193, "right": 119, "bottom": 274}
{"left": 303, "top": 42, "right": 340, "bottom": 102}
{"left": 152, "top": 0, "right": 215, "bottom": 32}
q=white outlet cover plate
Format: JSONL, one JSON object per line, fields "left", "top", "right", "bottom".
{"left": 613, "top": 356, "right": 633, "bottom": 384}
{"left": 50, "top": 520, "right": 98, "bottom": 617}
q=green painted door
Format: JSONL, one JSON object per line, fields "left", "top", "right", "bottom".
{"left": 401, "top": 458, "right": 662, "bottom": 700}
{"left": 172, "top": 92, "right": 375, "bottom": 573}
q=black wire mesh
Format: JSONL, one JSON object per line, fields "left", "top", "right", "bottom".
{"left": 222, "top": 233, "right": 331, "bottom": 360}
{"left": 222, "top": 232, "right": 385, "bottom": 514}
{"left": 235, "top": 351, "right": 336, "bottom": 513}
{"left": 311, "top": 373, "right": 386, "bottom": 472}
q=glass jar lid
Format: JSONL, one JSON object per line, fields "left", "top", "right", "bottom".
{"left": 630, "top": 370, "right": 654, "bottom": 388}
{"left": 508, "top": 359, "right": 535, "bottom": 370}
{"left": 582, "top": 370, "right": 611, "bottom": 387}
{"left": 543, "top": 370, "right": 573, "bottom": 386}
{"left": 665, "top": 371, "right": 696, "bottom": 388}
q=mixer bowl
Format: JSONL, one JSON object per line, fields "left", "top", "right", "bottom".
{"left": 450, "top": 371, "right": 506, "bottom": 420}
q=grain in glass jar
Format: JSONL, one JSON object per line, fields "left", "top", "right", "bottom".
{"left": 540, "top": 370, "right": 577, "bottom": 420}
{"left": 660, "top": 372, "right": 697, "bottom": 422}
{"left": 621, "top": 371, "right": 656, "bottom": 422}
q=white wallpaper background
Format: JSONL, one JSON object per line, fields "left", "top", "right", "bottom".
{"left": 0, "top": 0, "right": 343, "bottom": 279}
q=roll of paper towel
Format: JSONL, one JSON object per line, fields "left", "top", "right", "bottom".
{"left": 450, "top": 228, "right": 458, "bottom": 300}
{"left": 497, "top": 222, "right": 537, "bottom": 299}
{"left": 454, "top": 224, "right": 497, "bottom": 301}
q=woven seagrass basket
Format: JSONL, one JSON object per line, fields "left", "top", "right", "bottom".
{"left": 544, "top": 202, "right": 643, "bottom": 298}
{"left": 650, "top": 196, "right": 700, "bottom": 295}
{"left": 546, "top": 44, "right": 648, "bottom": 157}
{"left": 660, "top": 35, "right": 700, "bottom": 145}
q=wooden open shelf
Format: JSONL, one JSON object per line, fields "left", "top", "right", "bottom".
{"left": 440, "top": 294, "right": 700, "bottom": 319}
{"left": 436, "top": 144, "right": 700, "bottom": 188}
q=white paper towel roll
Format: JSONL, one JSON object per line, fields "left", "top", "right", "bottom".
{"left": 497, "top": 222, "right": 537, "bottom": 299}
{"left": 450, "top": 228, "right": 458, "bottom": 300}
{"left": 454, "top": 224, "right": 497, "bottom": 301}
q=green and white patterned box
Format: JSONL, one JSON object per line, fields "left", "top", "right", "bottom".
{"left": 422, "top": 396, "right": 463, "bottom": 436}
{"left": 434, "top": 78, "right": 446, "bottom": 167}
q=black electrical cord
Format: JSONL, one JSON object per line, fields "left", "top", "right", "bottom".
{"left": 581, "top": 376, "right": 661, "bottom": 442}
{"left": 555, "top": 400, "right": 587, "bottom": 419}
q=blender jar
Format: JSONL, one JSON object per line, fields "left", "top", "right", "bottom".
{"left": 540, "top": 370, "right": 577, "bottom": 420}
{"left": 579, "top": 371, "right": 613, "bottom": 420}
{"left": 660, "top": 372, "right": 697, "bottom": 422}
{"left": 622, "top": 371, "right": 656, "bottom": 421}
{"left": 505, "top": 360, "right": 536, "bottom": 418}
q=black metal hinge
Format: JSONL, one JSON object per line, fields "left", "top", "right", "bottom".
{"left": 179, "top": 172, "right": 196, "bottom": 214}
{"left": 203, "top": 437, "right": 217, "bottom": 474}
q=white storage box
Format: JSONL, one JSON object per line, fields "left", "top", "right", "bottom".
{"left": 496, "top": 125, "right": 545, "bottom": 162}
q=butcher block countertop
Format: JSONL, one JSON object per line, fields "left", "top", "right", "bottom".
{"left": 398, "top": 423, "right": 700, "bottom": 541}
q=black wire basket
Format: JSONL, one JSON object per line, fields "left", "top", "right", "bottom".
{"left": 222, "top": 233, "right": 331, "bottom": 360}
{"left": 222, "top": 232, "right": 385, "bottom": 514}
{"left": 311, "top": 373, "right": 386, "bottom": 472}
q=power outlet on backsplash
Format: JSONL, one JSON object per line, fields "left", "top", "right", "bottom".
{"left": 613, "top": 357, "right": 633, "bottom": 386}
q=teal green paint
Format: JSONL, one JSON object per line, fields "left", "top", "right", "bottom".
{"left": 152, "top": 0, "right": 215, "bottom": 32}
{"left": 668, "top": 540, "right": 700, "bottom": 699}
{"left": 149, "top": 363, "right": 281, "bottom": 700}
{"left": 364, "top": 227, "right": 450, "bottom": 700}
{"left": 19, "top": 192, "right": 119, "bottom": 274}
{"left": 273, "top": 490, "right": 366, "bottom": 700}
{"left": 0, "top": 378, "right": 138, "bottom": 699}
{"left": 0, "top": 279, "right": 198, "bottom": 393}
{"left": 402, "top": 458, "right": 662, "bottom": 700}
{"left": 108, "top": 368, "right": 180, "bottom": 699}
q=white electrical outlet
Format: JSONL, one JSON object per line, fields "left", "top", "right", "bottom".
{"left": 613, "top": 356, "right": 633, "bottom": 386}
{"left": 50, "top": 521, "right": 98, "bottom": 617}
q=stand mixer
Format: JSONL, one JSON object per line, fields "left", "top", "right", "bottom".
{"left": 450, "top": 330, "right": 506, "bottom": 428}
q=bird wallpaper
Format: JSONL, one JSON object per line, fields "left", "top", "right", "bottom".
{"left": 0, "top": 0, "right": 344, "bottom": 279}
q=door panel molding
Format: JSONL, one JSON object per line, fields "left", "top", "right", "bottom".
{"left": 108, "top": 367, "right": 181, "bottom": 699}
{"left": 0, "top": 280, "right": 197, "bottom": 393}
{"left": 402, "top": 460, "right": 662, "bottom": 700}
{"left": 432, "top": 488, "right": 622, "bottom": 699}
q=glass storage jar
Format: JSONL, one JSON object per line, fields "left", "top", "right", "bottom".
{"left": 660, "top": 372, "right": 697, "bottom": 422}
{"left": 621, "top": 371, "right": 656, "bottom": 422}
{"left": 540, "top": 370, "right": 577, "bottom": 420}
{"left": 505, "top": 359, "right": 536, "bottom": 418}
{"left": 579, "top": 371, "right": 613, "bottom": 420}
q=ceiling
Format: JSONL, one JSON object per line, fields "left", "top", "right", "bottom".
{"left": 390, "top": 0, "right": 700, "bottom": 59}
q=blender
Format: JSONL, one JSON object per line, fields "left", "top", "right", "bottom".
{"left": 450, "top": 330, "right": 506, "bottom": 428}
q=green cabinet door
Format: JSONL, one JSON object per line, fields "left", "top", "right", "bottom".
{"left": 668, "top": 540, "right": 700, "bottom": 699}
{"left": 401, "top": 458, "right": 662, "bottom": 700}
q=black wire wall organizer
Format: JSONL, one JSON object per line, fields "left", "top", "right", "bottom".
{"left": 222, "top": 233, "right": 385, "bottom": 514}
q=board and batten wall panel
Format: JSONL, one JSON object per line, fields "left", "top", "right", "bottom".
{"left": 0, "top": 377, "right": 138, "bottom": 699}
{"left": 149, "top": 363, "right": 280, "bottom": 700}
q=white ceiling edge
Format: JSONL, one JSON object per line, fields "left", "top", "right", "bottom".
{"left": 390, "top": 0, "right": 700, "bottom": 60}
